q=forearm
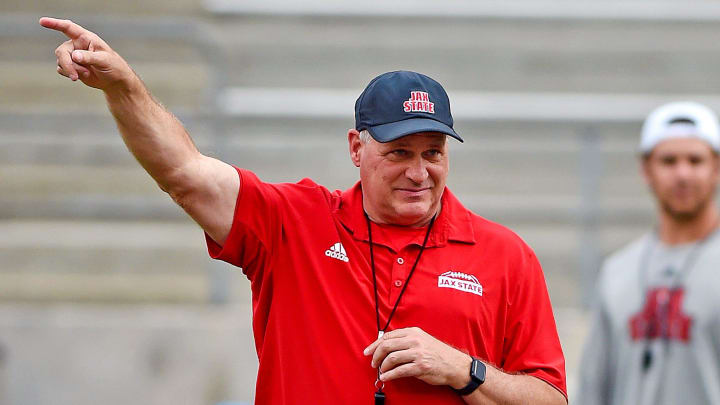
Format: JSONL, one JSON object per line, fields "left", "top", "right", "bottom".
{"left": 105, "top": 74, "right": 201, "bottom": 194}
{"left": 459, "top": 363, "right": 566, "bottom": 405}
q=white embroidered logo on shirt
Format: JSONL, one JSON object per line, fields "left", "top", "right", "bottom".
{"left": 325, "top": 242, "right": 349, "bottom": 263}
{"left": 438, "top": 271, "right": 483, "bottom": 296}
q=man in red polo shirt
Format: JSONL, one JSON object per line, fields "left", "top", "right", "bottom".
{"left": 42, "top": 17, "right": 567, "bottom": 405}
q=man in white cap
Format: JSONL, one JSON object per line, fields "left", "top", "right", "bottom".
{"left": 578, "top": 101, "right": 720, "bottom": 405}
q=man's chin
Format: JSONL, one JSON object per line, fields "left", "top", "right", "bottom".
{"left": 662, "top": 202, "right": 706, "bottom": 222}
{"left": 391, "top": 204, "right": 436, "bottom": 226}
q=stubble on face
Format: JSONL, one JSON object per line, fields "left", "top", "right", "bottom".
{"left": 660, "top": 195, "right": 711, "bottom": 222}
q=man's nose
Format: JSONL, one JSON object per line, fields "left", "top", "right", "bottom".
{"left": 674, "top": 160, "right": 694, "bottom": 179}
{"left": 405, "top": 157, "right": 429, "bottom": 184}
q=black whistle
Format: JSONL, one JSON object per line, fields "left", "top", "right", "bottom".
{"left": 642, "top": 348, "right": 653, "bottom": 371}
{"left": 374, "top": 391, "right": 386, "bottom": 405}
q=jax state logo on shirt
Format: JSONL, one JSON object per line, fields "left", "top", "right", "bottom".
{"left": 403, "top": 91, "right": 435, "bottom": 114}
{"left": 629, "top": 287, "right": 692, "bottom": 342}
{"left": 437, "top": 271, "right": 483, "bottom": 296}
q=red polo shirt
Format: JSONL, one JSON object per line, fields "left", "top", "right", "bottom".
{"left": 207, "top": 168, "right": 567, "bottom": 404}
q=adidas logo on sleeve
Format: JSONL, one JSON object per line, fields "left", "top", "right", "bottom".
{"left": 325, "top": 242, "right": 349, "bottom": 262}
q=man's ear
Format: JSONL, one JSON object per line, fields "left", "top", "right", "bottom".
{"left": 348, "top": 129, "right": 362, "bottom": 168}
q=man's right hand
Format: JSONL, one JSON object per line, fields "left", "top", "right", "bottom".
{"left": 39, "top": 17, "right": 136, "bottom": 92}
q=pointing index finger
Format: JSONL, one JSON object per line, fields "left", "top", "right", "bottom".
{"left": 39, "top": 17, "right": 87, "bottom": 40}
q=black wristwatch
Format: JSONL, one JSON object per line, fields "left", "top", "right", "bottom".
{"left": 453, "top": 357, "right": 486, "bottom": 396}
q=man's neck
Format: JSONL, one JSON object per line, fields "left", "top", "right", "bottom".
{"left": 658, "top": 205, "right": 720, "bottom": 245}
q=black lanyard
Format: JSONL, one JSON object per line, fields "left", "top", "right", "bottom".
{"left": 637, "top": 225, "right": 719, "bottom": 373}
{"left": 364, "top": 211, "right": 436, "bottom": 404}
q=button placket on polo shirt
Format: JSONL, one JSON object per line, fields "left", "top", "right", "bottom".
{"left": 389, "top": 246, "right": 413, "bottom": 303}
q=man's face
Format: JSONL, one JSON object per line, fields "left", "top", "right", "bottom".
{"left": 349, "top": 130, "right": 449, "bottom": 227}
{"left": 642, "top": 138, "right": 720, "bottom": 221}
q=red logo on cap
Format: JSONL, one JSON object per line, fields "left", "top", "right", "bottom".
{"left": 403, "top": 91, "right": 435, "bottom": 114}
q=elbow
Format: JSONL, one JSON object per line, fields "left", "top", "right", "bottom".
{"left": 158, "top": 159, "right": 203, "bottom": 208}
{"left": 165, "top": 181, "right": 197, "bottom": 212}
{"left": 167, "top": 187, "right": 189, "bottom": 210}
{"left": 160, "top": 169, "right": 197, "bottom": 211}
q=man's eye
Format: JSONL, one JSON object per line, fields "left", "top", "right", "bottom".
{"left": 391, "top": 150, "right": 408, "bottom": 156}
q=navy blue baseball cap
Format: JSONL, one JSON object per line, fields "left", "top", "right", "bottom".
{"left": 355, "top": 71, "right": 463, "bottom": 143}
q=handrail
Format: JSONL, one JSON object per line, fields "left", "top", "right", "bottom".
{"left": 203, "top": 0, "right": 720, "bottom": 22}
{"left": 217, "top": 87, "right": 720, "bottom": 123}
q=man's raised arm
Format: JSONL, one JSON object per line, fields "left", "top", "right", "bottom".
{"left": 39, "top": 17, "right": 239, "bottom": 245}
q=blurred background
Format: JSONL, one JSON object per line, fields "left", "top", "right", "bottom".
{"left": 3, "top": 0, "right": 720, "bottom": 404}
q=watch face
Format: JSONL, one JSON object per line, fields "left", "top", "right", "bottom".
{"left": 471, "top": 359, "right": 486, "bottom": 384}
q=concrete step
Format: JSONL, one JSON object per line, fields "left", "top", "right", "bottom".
{"left": 0, "top": 192, "right": 656, "bottom": 226}
{"left": 0, "top": 220, "right": 203, "bottom": 250}
{"left": 0, "top": 157, "right": 653, "bottom": 223}
{"left": 0, "top": 271, "right": 209, "bottom": 304}
{"left": 0, "top": 164, "right": 589, "bottom": 197}
{"left": 1, "top": 1, "right": 201, "bottom": 16}
{"left": 0, "top": 61, "right": 207, "bottom": 110}
{"left": 0, "top": 138, "right": 647, "bottom": 186}
{"left": 0, "top": 216, "right": 648, "bottom": 307}
{"left": 0, "top": 130, "right": 603, "bottom": 165}
{"left": 0, "top": 141, "right": 643, "bottom": 187}
{"left": 0, "top": 247, "right": 580, "bottom": 306}
{"left": 0, "top": 301, "right": 591, "bottom": 405}
{"left": 512, "top": 222, "right": 650, "bottom": 307}
{"left": 0, "top": 220, "right": 243, "bottom": 303}
{"left": 210, "top": 17, "right": 720, "bottom": 93}
{"left": 1, "top": 14, "right": 214, "bottom": 110}
{"left": 8, "top": 11, "right": 720, "bottom": 111}
{"left": 1, "top": 166, "right": 161, "bottom": 195}
{"left": 0, "top": 304, "right": 258, "bottom": 405}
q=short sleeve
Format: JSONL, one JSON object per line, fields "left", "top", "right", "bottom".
{"left": 205, "top": 168, "right": 283, "bottom": 281}
{"left": 501, "top": 248, "right": 568, "bottom": 399}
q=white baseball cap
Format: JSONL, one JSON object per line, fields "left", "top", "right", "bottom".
{"left": 640, "top": 101, "right": 720, "bottom": 154}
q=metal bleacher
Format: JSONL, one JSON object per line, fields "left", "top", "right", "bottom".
{"left": 3, "top": 1, "right": 720, "bottom": 403}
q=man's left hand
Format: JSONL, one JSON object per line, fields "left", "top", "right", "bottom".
{"left": 363, "top": 327, "right": 472, "bottom": 388}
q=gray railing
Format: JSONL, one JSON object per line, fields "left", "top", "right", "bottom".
{"left": 204, "top": 0, "right": 720, "bottom": 21}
